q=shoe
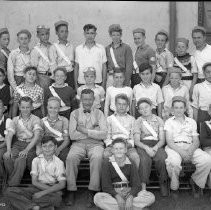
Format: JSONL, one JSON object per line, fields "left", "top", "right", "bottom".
{"left": 160, "top": 181, "right": 169, "bottom": 197}
{"left": 86, "top": 190, "right": 95, "bottom": 208}
{"left": 65, "top": 191, "right": 75, "bottom": 206}
{"left": 171, "top": 190, "right": 179, "bottom": 200}
{"left": 190, "top": 178, "right": 201, "bottom": 198}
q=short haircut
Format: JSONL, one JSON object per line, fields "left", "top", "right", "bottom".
{"left": 81, "top": 88, "right": 94, "bottom": 97}
{"left": 113, "top": 67, "right": 125, "bottom": 75}
{"left": 0, "top": 68, "right": 5, "bottom": 76}
{"left": 139, "top": 63, "right": 152, "bottom": 74}
{"left": 24, "top": 66, "right": 38, "bottom": 74}
{"left": 192, "top": 29, "right": 206, "bottom": 37}
{"left": 172, "top": 99, "right": 186, "bottom": 107}
{"left": 41, "top": 135, "right": 58, "bottom": 146}
{"left": 109, "top": 27, "right": 122, "bottom": 35}
{"left": 115, "top": 93, "right": 129, "bottom": 105}
{"left": 53, "top": 67, "right": 67, "bottom": 76}
{"left": 112, "top": 138, "right": 127, "bottom": 147}
{"left": 55, "top": 24, "right": 68, "bottom": 32}
{"left": 47, "top": 96, "right": 61, "bottom": 106}
{"left": 83, "top": 24, "right": 97, "bottom": 32}
{"left": 137, "top": 98, "right": 152, "bottom": 108}
{"left": 155, "top": 32, "right": 168, "bottom": 42}
{"left": 19, "top": 96, "right": 33, "bottom": 105}
{"left": 202, "top": 62, "right": 211, "bottom": 72}
{"left": 0, "top": 31, "right": 9, "bottom": 38}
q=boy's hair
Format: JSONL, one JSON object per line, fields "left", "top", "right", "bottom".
{"left": 155, "top": 32, "right": 168, "bottom": 42}
{"left": 115, "top": 93, "right": 129, "bottom": 105}
{"left": 0, "top": 30, "right": 9, "bottom": 38}
{"left": 202, "top": 62, "right": 211, "bottom": 72}
{"left": 83, "top": 67, "right": 96, "bottom": 76}
{"left": 192, "top": 29, "right": 206, "bottom": 37}
{"left": 17, "top": 29, "right": 31, "bottom": 39}
{"left": 41, "top": 135, "right": 58, "bottom": 146}
{"left": 112, "top": 138, "right": 127, "bottom": 147}
{"left": 0, "top": 68, "right": 5, "bottom": 76}
{"left": 53, "top": 67, "right": 67, "bottom": 76}
{"left": 55, "top": 24, "right": 68, "bottom": 33}
{"left": 113, "top": 67, "right": 125, "bottom": 75}
{"left": 108, "top": 24, "right": 122, "bottom": 35}
{"left": 137, "top": 97, "right": 152, "bottom": 108}
{"left": 139, "top": 63, "right": 152, "bottom": 74}
{"left": 19, "top": 96, "right": 33, "bottom": 105}
{"left": 81, "top": 88, "right": 94, "bottom": 97}
{"left": 172, "top": 96, "right": 187, "bottom": 107}
{"left": 47, "top": 96, "right": 61, "bottom": 106}
{"left": 83, "top": 24, "right": 97, "bottom": 32}
{"left": 24, "top": 66, "right": 38, "bottom": 75}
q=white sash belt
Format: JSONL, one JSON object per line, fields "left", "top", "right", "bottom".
{"left": 142, "top": 121, "right": 158, "bottom": 140}
{"left": 54, "top": 43, "right": 71, "bottom": 66}
{"left": 174, "top": 57, "right": 188, "bottom": 73}
{"left": 110, "top": 47, "right": 120, "bottom": 68}
{"left": 1, "top": 49, "right": 8, "bottom": 58}
{"left": 34, "top": 46, "right": 51, "bottom": 64}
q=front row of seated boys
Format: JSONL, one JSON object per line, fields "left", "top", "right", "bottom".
{"left": 0, "top": 87, "right": 211, "bottom": 209}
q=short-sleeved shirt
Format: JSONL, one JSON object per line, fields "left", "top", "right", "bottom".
{"left": 134, "top": 114, "right": 164, "bottom": 141}
{"left": 155, "top": 48, "right": 174, "bottom": 73}
{"left": 77, "top": 84, "right": 105, "bottom": 109}
{"left": 30, "top": 154, "right": 66, "bottom": 185}
{"left": 192, "top": 80, "right": 211, "bottom": 111}
{"left": 7, "top": 114, "right": 42, "bottom": 141}
{"left": 133, "top": 82, "right": 164, "bottom": 108}
{"left": 194, "top": 44, "right": 211, "bottom": 79}
{"left": 164, "top": 116, "right": 198, "bottom": 148}
{"left": 75, "top": 43, "right": 107, "bottom": 84}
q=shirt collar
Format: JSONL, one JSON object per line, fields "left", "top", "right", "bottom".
{"left": 19, "top": 114, "right": 32, "bottom": 121}
{"left": 83, "top": 41, "right": 98, "bottom": 48}
{"left": 204, "top": 80, "right": 211, "bottom": 86}
{"left": 137, "top": 43, "right": 147, "bottom": 50}
{"left": 114, "top": 112, "right": 128, "bottom": 117}
{"left": 38, "top": 154, "right": 56, "bottom": 162}
{"left": 140, "top": 82, "right": 152, "bottom": 88}
{"left": 156, "top": 47, "right": 167, "bottom": 54}
{"left": 79, "top": 106, "right": 95, "bottom": 114}
{"left": 46, "top": 115, "right": 62, "bottom": 123}
{"left": 51, "top": 83, "right": 68, "bottom": 88}
{"left": 110, "top": 40, "right": 123, "bottom": 49}
{"left": 172, "top": 115, "right": 189, "bottom": 122}
{"left": 57, "top": 40, "right": 70, "bottom": 47}
{"left": 0, "top": 84, "right": 5, "bottom": 90}
{"left": 17, "top": 47, "right": 30, "bottom": 54}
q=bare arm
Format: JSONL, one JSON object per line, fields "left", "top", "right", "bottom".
{"left": 157, "top": 103, "right": 163, "bottom": 118}
{"left": 102, "top": 63, "right": 107, "bottom": 90}
{"left": 24, "top": 129, "right": 41, "bottom": 152}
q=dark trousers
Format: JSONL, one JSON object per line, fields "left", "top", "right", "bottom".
{"left": 66, "top": 71, "right": 75, "bottom": 90}
{"left": 0, "top": 145, "right": 7, "bottom": 179}
{"left": 4, "top": 185, "right": 62, "bottom": 210}
{"left": 3, "top": 141, "right": 36, "bottom": 187}
{"left": 131, "top": 73, "right": 141, "bottom": 88}
{"left": 137, "top": 140, "right": 167, "bottom": 184}
{"left": 135, "top": 108, "right": 157, "bottom": 119}
{"left": 57, "top": 141, "right": 70, "bottom": 164}
{"left": 197, "top": 109, "right": 211, "bottom": 132}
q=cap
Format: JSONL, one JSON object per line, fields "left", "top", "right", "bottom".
{"left": 137, "top": 97, "right": 152, "bottom": 107}
{"left": 37, "top": 25, "right": 50, "bottom": 32}
{"left": 169, "top": 67, "right": 182, "bottom": 74}
{"left": 17, "top": 29, "right": 31, "bottom": 39}
{"left": 202, "top": 62, "right": 211, "bottom": 71}
{"left": 108, "top": 24, "right": 122, "bottom": 33}
{"left": 54, "top": 20, "right": 68, "bottom": 29}
{"left": 176, "top": 37, "right": 189, "bottom": 46}
{"left": 133, "top": 28, "right": 145, "bottom": 35}
{"left": 156, "top": 29, "right": 168, "bottom": 38}
{"left": 83, "top": 67, "right": 96, "bottom": 74}
{"left": 0, "top": 28, "right": 9, "bottom": 36}
{"left": 138, "top": 62, "right": 152, "bottom": 73}
{"left": 172, "top": 96, "right": 187, "bottom": 105}
{"left": 192, "top": 26, "right": 206, "bottom": 34}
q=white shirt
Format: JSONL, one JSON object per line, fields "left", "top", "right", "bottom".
{"left": 75, "top": 43, "right": 107, "bottom": 84}
{"left": 194, "top": 44, "right": 211, "bottom": 79}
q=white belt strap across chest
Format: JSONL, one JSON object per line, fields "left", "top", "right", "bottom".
{"left": 34, "top": 46, "right": 51, "bottom": 64}
{"left": 133, "top": 49, "right": 139, "bottom": 73}
{"left": 142, "top": 120, "right": 158, "bottom": 140}
{"left": 110, "top": 47, "right": 120, "bottom": 68}
{"left": 1, "top": 49, "right": 8, "bottom": 58}
{"left": 54, "top": 43, "right": 71, "bottom": 66}
{"left": 18, "top": 118, "right": 34, "bottom": 138}
{"left": 49, "top": 85, "right": 66, "bottom": 107}
{"left": 174, "top": 57, "right": 188, "bottom": 73}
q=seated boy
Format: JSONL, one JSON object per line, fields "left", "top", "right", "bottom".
{"left": 77, "top": 67, "right": 105, "bottom": 111}
{"left": 3, "top": 96, "right": 42, "bottom": 187}
{"left": 104, "top": 93, "right": 140, "bottom": 168}
{"left": 4, "top": 135, "right": 66, "bottom": 210}
{"left": 12, "top": 66, "right": 44, "bottom": 119}
{"left": 134, "top": 97, "right": 168, "bottom": 196}
{"left": 164, "top": 96, "right": 211, "bottom": 198}
{"left": 94, "top": 138, "right": 155, "bottom": 210}
{"left": 45, "top": 67, "right": 76, "bottom": 119}
{"left": 38, "top": 97, "right": 70, "bottom": 163}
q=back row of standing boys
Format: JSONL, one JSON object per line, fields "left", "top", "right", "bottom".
{"left": 0, "top": 20, "right": 211, "bottom": 210}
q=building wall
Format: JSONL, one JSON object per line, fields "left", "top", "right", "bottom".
{"left": 0, "top": 1, "right": 198, "bottom": 54}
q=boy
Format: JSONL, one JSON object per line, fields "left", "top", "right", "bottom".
{"left": 173, "top": 37, "right": 198, "bottom": 98}
{"left": 164, "top": 96, "right": 211, "bottom": 198}
{"left": 4, "top": 135, "right": 66, "bottom": 210}
{"left": 106, "top": 24, "right": 133, "bottom": 88}
{"left": 38, "top": 97, "right": 70, "bottom": 163}
{"left": 192, "top": 62, "right": 211, "bottom": 129}
{"left": 49, "top": 20, "right": 75, "bottom": 89}
{"left": 12, "top": 66, "right": 44, "bottom": 119}
{"left": 76, "top": 67, "right": 105, "bottom": 110}
{"left": 134, "top": 98, "right": 168, "bottom": 196}
{"left": 154, "top": 30, "right": 174, "bottom": 87}
{"left": 45, "top": 67, "right": 76, "bottom": 119}
{"left": 30, "top": 25, "right": 52, "bottom": 94}
{"left": 94, "top": 138, "right": 155, "bottom": 210}
{"left": 74, "top": 24, "right": 107, "bottom": 90}
{"left": 3, "top": 96, "right": 42, "bottom": 187}
{"left": 7, "top": 29, "right": 31, "bottom": 90}
{"left": 132, "top": 63, "right": 164, "bottom": 119}
{"left": 66, "top": 89, "right": 107, "bottom": 207}
{"left": 104, "top": 93, "right": 140, "bottom": 168}
{"left": 0, "top": 27, "right": 10, "bottom": 84}
{"left": 104, "top": 68, "right": 133, "bottom": 118}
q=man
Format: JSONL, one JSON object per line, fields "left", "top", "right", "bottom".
{"left": 131, "top": 28, "right": 156, "bottom": 88}
{"left": 106, "top": 24, "right": 133, "bottom": 88}
{"left": 66, "top": 89, "right": 107, "bottom": 207}
{"left": 74, "top": 24, "right": 107, "bottom": 89}
{"left": 192, "top": 26, "right": 211, "bottom": 83}
{"left": 164, "top": 96, "right": 211, "bottom": 198}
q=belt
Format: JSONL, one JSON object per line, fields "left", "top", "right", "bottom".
{"left": 174, "top": 141, "right": 191, "bottom": 144}
{"left": 182, "top": 76, "right": 193, "bottom": 80}
{"left": 113, "top": 182, "right": 129, "bottom": 188}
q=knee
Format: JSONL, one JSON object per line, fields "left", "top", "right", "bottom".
{"left": 66, "top": 154, "right": 79, "bottom": 164}
{"left": 91, "top": 153, "right": 103, "bottom": 162}
{"left": 166, "top": 154, "right": 181, "bottom": 167}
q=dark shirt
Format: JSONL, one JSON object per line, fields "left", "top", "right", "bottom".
{"left": 200, "top": 121, "right": 211, "bottom": 149}
{"left": 0, "top": 84, "right": 11, "bottom": 108}
{"left": 101, "top": 158, "right": 141, "bottom": 197}
{"left": 0, "top": 47, "right": 10, "bottom": 72}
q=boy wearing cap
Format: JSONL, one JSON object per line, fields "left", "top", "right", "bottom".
{"left": 94, "top": 138, "right": 155, "bottom": 210}
{"left": 106, "top": 24, "right": 133, "bottom": 88}
{"left": 192, "top": 62, "right": 211, "bottom": 129}
{"left": 49, "top": 20, "right": 75, "bottom": 89}
{"left": 192, "top": 26, "right": 211, "bottom": 83}
{"left": 131, "top": 28, "right": 156, "bottom": 88}
{"left": 74, "top": 24, "right": 107, "bottom": 90}
{"left": 134, "top": 97, "right": 168, "bottom": 196}
{"left": 31, "top": 25, "right": 52, "bottom": 94}
{"left": 4, "top": 136, "right": 66, "bottom": 210}
{"left": 165, "top": 96, "right": 211, "bottom": 198}
{"left": 104, "top": 93, "right": 140, "bottom": 169}
{"left": 76, "top": 67, "right": 105, "bottom": 110}
{"left": 132, "top": 63, "right": 164, "bottom": 119}
{"left": 174, "top": 37, "right": 198, "bottom": 98}
{"left": 7, "top": 29, "right": 31, "bottom": 90}
{"left": 154, "top": 30, "right": 174, "bottom": 87}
